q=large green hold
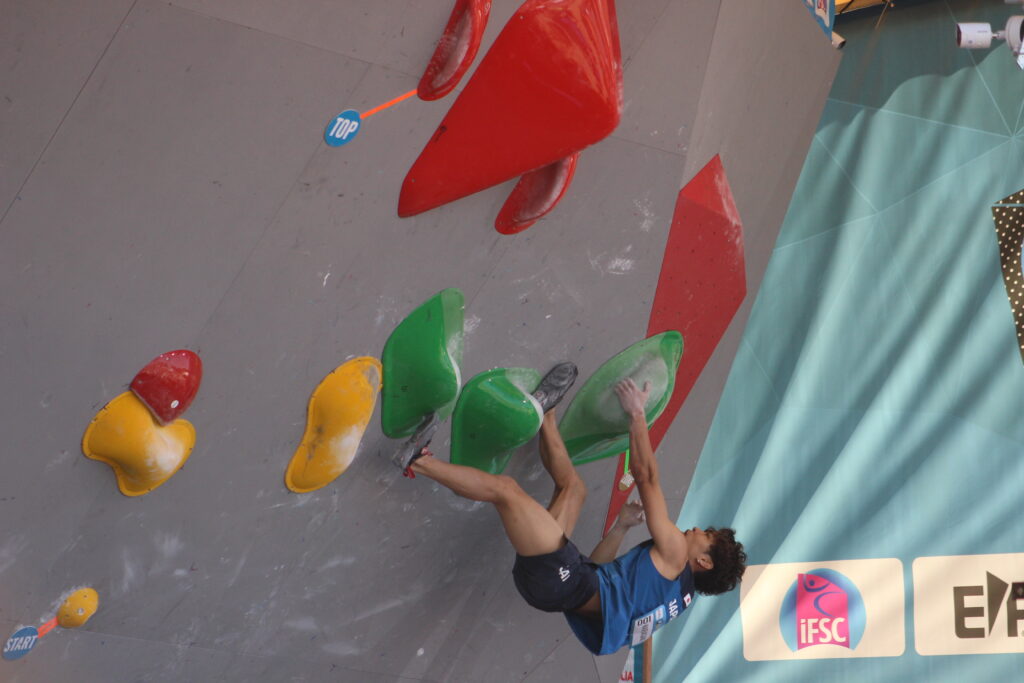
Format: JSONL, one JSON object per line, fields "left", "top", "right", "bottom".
{"left": 380, "top": 288, "right": 465, "bottom": 438}
{"left": 559, "top": 331, "right": 683, "bottom": 465}
{"left": 451, "top": 368, "right": 543, "bottom": 474}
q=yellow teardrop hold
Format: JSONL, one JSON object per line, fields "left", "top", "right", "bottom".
{"left": 285, "top": 357, "right": 382, "bottom": 493}
{"left": 57, "top": 588, "right": 99, "bottom": 629}
{"left": 82, "top": 392, "right": 196, "bottom": 497}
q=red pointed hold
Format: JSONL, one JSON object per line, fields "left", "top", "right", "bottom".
{"left": 399, "top": 0, "right": 622, "bottom": 218}
{"left": 678, "top": 154, "right": 742, "bottom": 223}
{"left": 418, "top": 0, "right": 492, "bottom": 101}
{"left": 495, "top": 153, "right": 579, "bottom": 234}
{"left": 130, "top": 350, "right": 203, "bottom": 424}
{"left": 603, "top": 155, "right": 746, "bottom": 535}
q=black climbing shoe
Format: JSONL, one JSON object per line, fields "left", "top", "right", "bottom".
{"left": 531, "top": 361, "right": 578, "bottom": 413}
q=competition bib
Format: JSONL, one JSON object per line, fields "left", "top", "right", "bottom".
{"left": 630, "top": 594, "right": 690, "bottom": 646}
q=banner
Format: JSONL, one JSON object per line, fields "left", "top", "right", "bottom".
{"left": 803, "top": 0, "right": 835, "bottom": 36}
{"left": 653, "top": 2, "right": 1024, "bottom": 680}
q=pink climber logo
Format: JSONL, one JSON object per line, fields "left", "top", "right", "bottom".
{"left": 780, "top": 569, "right": 866, "bottom": 652}
{"left": 796, "top": 573, "right": 849, "bottom": 648}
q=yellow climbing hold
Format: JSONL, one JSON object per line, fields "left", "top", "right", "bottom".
{"left": 57, "top": 588, "right": 99, "bottom": 629}
{"left": 82, "top": 392, "right": 195, "bottom": 497}
{"left": 286, "top": 357, "right": 382, "bottom": 493}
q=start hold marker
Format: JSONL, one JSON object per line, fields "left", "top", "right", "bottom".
{"left": 324, "top": 109, "right": 362, "bottom": 147}
{"left": 3, "top": 626, "right": 39, "bottom": 661}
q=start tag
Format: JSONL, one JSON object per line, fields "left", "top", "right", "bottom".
{"left": 3, "top": 626, "right": 39, "bottom": 661}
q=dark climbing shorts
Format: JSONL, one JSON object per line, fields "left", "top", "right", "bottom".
{"left": 512, "top": 540, "right": 599, "bottom": 613}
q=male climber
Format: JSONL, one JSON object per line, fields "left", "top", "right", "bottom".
{"left": 395, "top": 363, "right": 746, "bottom": 655}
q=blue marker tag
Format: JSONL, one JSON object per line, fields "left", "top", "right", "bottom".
{"left": 324, "top": 109, "right": 362, "bottom": 147}
{"left": 3, "top": 626, "right": 39, "bottom": 661}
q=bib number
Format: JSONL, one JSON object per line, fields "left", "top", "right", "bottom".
{"left": 630, "top": 595, "right": 687, "bottom": 646}
{"left": 631, "top": 606, "right": 666, "bottom": 646}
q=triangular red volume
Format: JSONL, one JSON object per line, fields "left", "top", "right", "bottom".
{"left": 399, "top": 0, "right": 622, "bottom": 217}
{"left": 604, "top": 156, "right": 746, "bottom": 534}
{"left": 678, "top": 155, "right": 740, "bottom": 220}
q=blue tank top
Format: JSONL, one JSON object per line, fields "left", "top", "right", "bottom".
{"left": 564, "top": 540, "right": 696, "bottom": 655}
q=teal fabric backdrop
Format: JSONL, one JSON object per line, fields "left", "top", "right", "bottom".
{"left": 656, "top": 2, "right": 1024, "bottom": 680}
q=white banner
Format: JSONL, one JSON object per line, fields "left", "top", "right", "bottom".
{"left": 740, "top": 559, "right": 905, "bottom": 661}
{"left": 913, "top": 553, "right": 1024, "bottom": 656}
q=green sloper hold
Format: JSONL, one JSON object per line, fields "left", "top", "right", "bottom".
{"left": 559, "top": 331, "right": 683, "bottom": 465}
{"left": 381, "top": 288, "right": 465, "bottom": 438}
{"left": 451, "top": 368, "right": 543, "bottom": 474}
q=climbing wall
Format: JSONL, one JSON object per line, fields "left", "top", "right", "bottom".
{"left": 0, "top": 1, "right": 839, "bottom": 681}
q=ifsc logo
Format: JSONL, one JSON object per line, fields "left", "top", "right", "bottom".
{"left": 739, "top": 558, "right": 904, "bottom": 661}
{"left": 778, "top": 569, "right": 866, "bottom": 651}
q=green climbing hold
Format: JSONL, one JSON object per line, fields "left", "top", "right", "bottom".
{"left": 380, "top": 288, "right": 465, "bottom": 438}
{"left": 559, "top": 331, "right": 683, "bottom": 465}
{"left": 451, "top": 368, "right": 543, "bottom": 474}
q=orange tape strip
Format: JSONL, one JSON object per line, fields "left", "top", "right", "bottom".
{"left": 362, "top": 89, "right": 417, "bottom": 118}
{"left": 37, "top": 617, "right": 58, "bottom": 638}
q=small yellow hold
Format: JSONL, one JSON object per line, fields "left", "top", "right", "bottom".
{"left": 83, "top": 392, "right": 195, "bottom": 497}
{"left": 57, "top": 588, "right": 98, "bottom": 629}
{"left": 285, "top": 357, "right": 382, "bottom": 493}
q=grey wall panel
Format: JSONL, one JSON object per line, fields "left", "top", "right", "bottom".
{"left": 0, "top": 1, "right": 369, "bottom": 629}
{"left": 614, "top": 0, "right": 675, "bottom": 69}
{"left": 616, "top": 0, "right": 721, "bottom": 157}
{"left": 220, "top": 651, "right": 429, "bottom": 683}
{"left": 684, "top": 0, "right": 840, "bottom": 293}
{"left": 2, "top": 627, "right": 235, "bottom": 683}
{"left": 0, "top": 0, "right": 369, "bottom": 417}
{"left": 0, "top": 0, "right": 135, "bottom": 214}
{"left": 167, "top": 0, "right": 490, "bottom": 82}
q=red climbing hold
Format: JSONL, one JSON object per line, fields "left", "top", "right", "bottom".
{"left": 130, "top": 349, "right": 203, "bottom": 425}
{"left": 399, "top": 0, "right": 622, "bottom": 219}
{"left": 603, "top": 156, "right": 747, "bottom": 534}
{"left": 417, "top": 0, "right": 492, "bottom": 101}
{"left": 495, "top": 153, "right": 579, "bottom": 234}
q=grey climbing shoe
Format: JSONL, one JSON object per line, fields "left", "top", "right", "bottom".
{"left": 531, "top": 362, "right": 578, "bottom": 413}
{"left": 393, "top": 413, "right": 440, "bottom": 477}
